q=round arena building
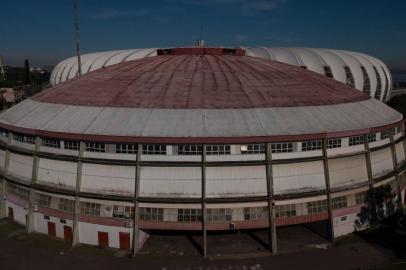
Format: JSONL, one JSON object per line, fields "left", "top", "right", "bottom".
{"left": 0, "top": 47, "right": 405, "bottom": 256}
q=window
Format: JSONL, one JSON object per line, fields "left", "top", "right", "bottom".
{"left": 307, "top": 200, "right": 327, "bottom": 214}
{"left": 349, "top": 135, "right": 364, "bottom": 146}
{"left": 64, "top": 140, "right": 79, "bottom": 151}
{"left": 355, "top": 191, "right": 367, "bottom": 205}
{"left": 0, "top": 129, "right": 8, "bottom": 138}
{"left": 344, "top": 66, "right": 355, "bottom": 88}
{"left": 396, "top": 126, "right": 402, "bottom": 135}
{"left": 42, "top": 138, "right": 61, "bottom": 148}
{"left": 302, "top": 140, "right": 322, "bottom": 151}
{"left": 6, "top": 183, "right": 29, "bottom": 201}
{"left": 271, "top": 142, "right": 293, "bottom": 153}
{"left": 85, "top": 142, "right": 105, "bottom": 153}
{"left": 142, "top": 144, "right": 166, "bottom": 155}
{"left": 367, "top": 133, "right": 376, "bottom": 143}
{"left": 207, "top": 208, "right": 232, "bottom": 222}
{"left": 373, "top": 67, "right": 382, "bottom": 99}
{"left": 241, "top": 144, "right": 265, "bottom": 154}
{"left": 275, "top": 204, "right": 296, "bottom": 218}
{"left": 177, "top": 145, "right": 202, "bottom": 155}
{"left": 113, "top": 205, "right": 135, "bottom": 219}
{"left": 327, "top": 138, "right": 341, "bottom": 149}
{"left": 244, "top": 207, "right": 267, "bottom": 221}
{"left": 13, "top": 133, "right": 35, "bottom": 144}
{"left": 360, "top": 66, "right": 371, "bottom": 94}
{"left": 35, "top": 193, "right": 51, "bottom": 208}
{"left": 381, "top": 130, "right": 390, "bottom": 140}
{"left": 13, "top": 134, "right": 24, "bottom": 142}
{"left": 58, "top": 198, "right": 75, "bottom": 213}
{"left": 381, "top": 128, "right": 395, "bottom": 140}
{"left": 139, "top": 208, "right": 164, "bottom": 221}
{"left": 323, "top": 66, "right": 334, "bottom": 78}
{"left": 332, "top": 196, "right": 348, "bottom": 210}
{"left": 206, "top": 145, "right": 231, "bottom": 155}
{"left": 116, "top": 144, "right": 137, "bottom": 154}
{"left": 177, "top": 209, "right": 202, "bottom": 222}
{"left": 80, "top": 202, "right": 101, "bottom": 216}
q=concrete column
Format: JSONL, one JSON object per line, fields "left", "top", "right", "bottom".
{"left": 132, "top": 143, "right": 142, "bottom": 257}
{"left": 322, "top": 139, "right": 335, "bottom": 241}
{"left": 0, "top": 179, "right": 5, "bottom": 219}
{"left": 403, "top": 137, "right": 406, "bottom": 167}
{"left": 26, "top": 136, "right": 41, "bottom": 233}
{"left": 72, "top": 141, "right": 85, "bottom": 246}
{"left": 265, "top": 143, "right": 277, "bottom": 254}
{"left": 201, "top": 144, "right": 207, "bottom": 258}
{"left": 389, "top": 133, "right": 403, "bottom": 209}
{"left": 364, "top": 135, "right": 377, "bottom": 224}
{"left": 0, "top": 133, "right": 11, "bottom": 219}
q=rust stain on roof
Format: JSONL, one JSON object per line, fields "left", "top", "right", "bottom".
{"left": 34, "top": 54, "right": 369, "bottom": 109}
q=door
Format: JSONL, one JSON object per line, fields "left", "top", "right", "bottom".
{"left": 119, "top": 232, "right": 131, "bottom": 251}
{"left": 98, "top": 231, "right": 109, "bottom": 248}
{"left": 63, "top": 225, "right": 73, "bottom": 242}
{"left": 47, "top": 222, "right": 56, "bottom": 237}
{"left": 8, "top": 207, "right": 13, "bottom": 221}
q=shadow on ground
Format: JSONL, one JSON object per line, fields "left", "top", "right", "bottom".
{"left": 0, "top": 218, "right": 405, "bottom": 270}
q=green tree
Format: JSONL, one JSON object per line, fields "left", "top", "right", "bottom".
{"left": 355, "top": 184, "right": 396, "bottom": 229}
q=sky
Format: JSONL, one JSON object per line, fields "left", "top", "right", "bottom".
{"left": 1, "top": 0, "right": 406, "bottom": 71}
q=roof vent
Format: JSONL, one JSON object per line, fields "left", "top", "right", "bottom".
{"left": 157, "top": 47, "right": 246, "bottom": 56}
{"left": 196, "top": 39, "right": 205, "bottom": 47}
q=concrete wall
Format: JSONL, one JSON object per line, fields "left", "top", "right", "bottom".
{"left": 273, "top": 161, "right": 325, "bottom": 194}
{"left": 140, "top": 166, "right": 201, "bottom": 198}
{"left": 81, "top": 163, "right": 135, "bottom": 196}
{"left": 206, "top": 166, "right": 267, "bottom": 197}
{"left": 333, "top": 212, "right": 360, "bottom": 237}
{"left": 8, "top": 153, "right": 33, "bottom": 182}
{"left": 0, "top": 150, "right": 5, "bottom": 170}
{"left": 329, "top": 155, "right": 368, "bottom": 189}
{"left": 6, "top": 201, "right": 27, "bottom": 226}
{"left": 396, "top": 142, "right": 405, "bottom": 165}
{"left": 33, "top": 211, "right": 73, "bottom": 238}
{"left": 370, "top": 148, "right": 394, "bottom": 178}
{"left": 78, "top": 222, "right": 147, "bottom": 249}
{"left": 37, "top": 158, "right": 77, "bottom": 190}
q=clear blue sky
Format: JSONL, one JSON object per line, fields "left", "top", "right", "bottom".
{"left": 1, "top": 0, "right": 406, "bottom": 71}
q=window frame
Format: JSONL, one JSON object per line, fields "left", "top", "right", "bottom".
{"left": 85, "top": 142, "right": 106, "bottom": 153}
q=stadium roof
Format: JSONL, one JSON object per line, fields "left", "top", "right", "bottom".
{"left": 37, "top": 52, "right": 368, "bottom": 109}
{"left": 0, "top": 48, "right": 402, "bottom": 143}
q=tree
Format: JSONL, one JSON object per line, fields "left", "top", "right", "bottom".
{"left": 355, "top": 184, "right": 396, "bottom": 229}
{"left": 24, "top": 59, "right": 31, "bottom": 85}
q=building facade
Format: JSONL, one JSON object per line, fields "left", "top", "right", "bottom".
{"left": 0, "top": 48, "right": 405, "bottom": 257}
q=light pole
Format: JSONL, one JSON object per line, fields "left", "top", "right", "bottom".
{"left": 73, "top": 0, "right": 82, "bottom": 76}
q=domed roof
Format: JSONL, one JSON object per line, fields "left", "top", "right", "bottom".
{"left": 35, "top": 51, "right": 368, "bottom": 109}
{"left": 0, "top": 48, "right": 402, "bottom": 143}
{"left": 50, "top": 47, "right": 393, "bottom": 103}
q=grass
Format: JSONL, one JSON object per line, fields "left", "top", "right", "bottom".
{"left": 0, "top": 219, "right": 22, "bottom": 235}
{"left": 0, "top": 218, "right": 117, "bottom": 257}
{"left": 23, "top": 233, "right": 71, "bottom": 250}
{"left": 0, "top": 218, "right": 70, "bottom": 251}
{"left": 73, "top": 244, "right": 116, "bottom": 257}
{"left": 334, "top": 233, "right": 364, "bottom": 247}
{"left": 365, "top": 262, "right": 406, "bottom": 270}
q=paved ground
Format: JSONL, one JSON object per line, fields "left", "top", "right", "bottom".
{"left": 140, "top": 226, "right": 329, "bottom": 258}
{"left": 0, "top": 219, "right": 405, "bottom": 270}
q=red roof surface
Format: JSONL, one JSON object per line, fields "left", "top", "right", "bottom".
{"left": 34, "top": 54, "right": 369, "bottom": 109}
